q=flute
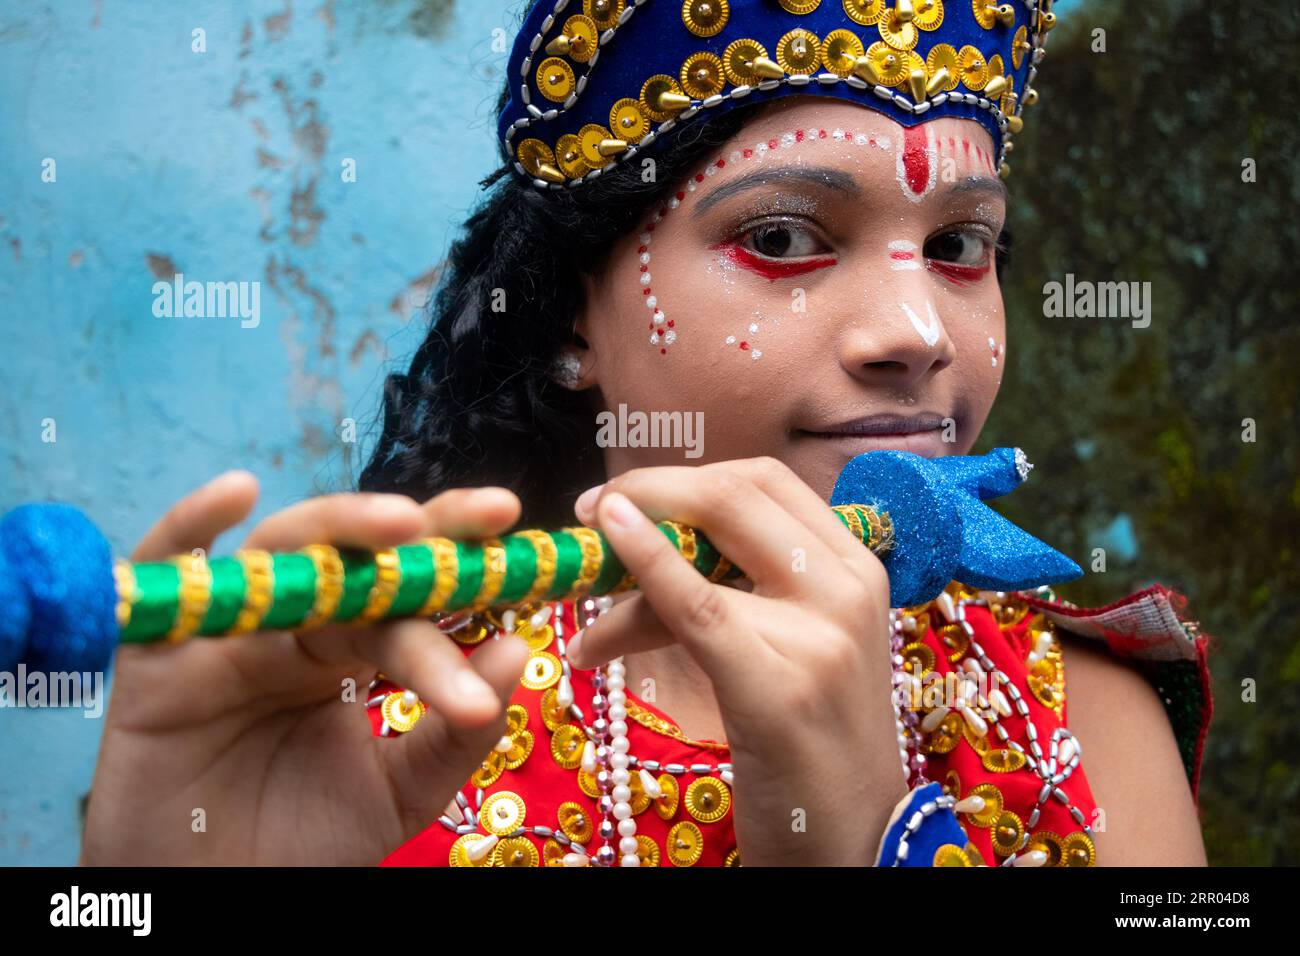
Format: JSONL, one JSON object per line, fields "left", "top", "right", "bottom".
{"left": 0, "top": 448, "right": 1081, "bottom": 673}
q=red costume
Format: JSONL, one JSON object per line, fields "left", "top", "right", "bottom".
{"left": 367, "top": 582, "right": 1211, "bottom": 867}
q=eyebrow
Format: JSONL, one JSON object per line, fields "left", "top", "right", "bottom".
{"left": 692, "top": 165, "right": 861, "bottom": 216}
{"left": 692, "top": 165, "right": 1008, "bottom": 216}
{"left": 942, "top": 175, "right": 1009, "bottom": 202}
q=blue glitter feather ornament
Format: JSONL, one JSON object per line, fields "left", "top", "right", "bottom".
{"left": 831, "top": 446, "right": 1081, "bottom": 607}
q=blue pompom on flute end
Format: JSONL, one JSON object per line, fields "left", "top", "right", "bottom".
{"left": 0, "top": 503, "right": 118, "bottom": 674}
{"left": 831, "top": 447, "right": 1083, "bottom": 608}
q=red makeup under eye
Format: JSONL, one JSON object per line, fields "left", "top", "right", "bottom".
{"left": 710, "top": 241, "right": 838, "bottom": 281}
{"left": 926, "top": 259, "right": 992, "bottom": 285}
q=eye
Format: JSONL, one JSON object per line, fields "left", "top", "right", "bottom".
{"left": 741, "top": 220, "right": 830, "bottom": 259}
{"left": 923, "top": 229, "right": 991, "bottom": 266}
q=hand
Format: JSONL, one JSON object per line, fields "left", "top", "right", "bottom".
{"left": 566, "top": 456, "right": 908, "bottom": 866}
{"left": 80, "top": 472, "right": 531, "bottom": 865}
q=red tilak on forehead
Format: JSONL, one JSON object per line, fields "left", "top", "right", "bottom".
{"left": 901, "top": 125, "right": 931, "bottom": 197}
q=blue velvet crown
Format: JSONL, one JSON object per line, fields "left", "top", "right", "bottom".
{"left": 497, "top": 0, "right": 1059, "bottom": 190}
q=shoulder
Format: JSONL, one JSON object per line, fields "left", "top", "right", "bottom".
{"left": 1020, "top": 582, "right": 1214, "bottom": 802}
{"left": 1023, "top": 585, "right": 1212, "bottom": 865}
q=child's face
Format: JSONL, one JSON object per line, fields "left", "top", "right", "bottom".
{"left": 575, "top": 98, "right": 1008, "bottom": 502}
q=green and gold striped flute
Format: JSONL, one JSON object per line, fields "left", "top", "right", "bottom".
{"left": 113, "top": 505, "right": 893, "bottom": 644}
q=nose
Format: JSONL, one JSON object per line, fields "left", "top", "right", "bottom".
{"left": 835, "top": 266, "right": 957, "bottom": 390}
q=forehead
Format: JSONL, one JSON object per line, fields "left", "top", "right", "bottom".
{"left": 685, "top": 97, "right": 1002, "bottom": 208}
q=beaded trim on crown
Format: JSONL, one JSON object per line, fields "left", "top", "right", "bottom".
{"left": 498, "top": 0, "right": 1059, "bottom": 191}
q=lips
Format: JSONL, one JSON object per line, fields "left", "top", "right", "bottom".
{"left": 796, "top": 412, "right": 952, "bottom": 459}
{"left": 801, "top": 412, "right": 948, "bottom": 437}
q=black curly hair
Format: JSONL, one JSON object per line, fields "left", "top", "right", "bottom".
{"left": 359, "top": 2, "right": 1011, "bottom": 527}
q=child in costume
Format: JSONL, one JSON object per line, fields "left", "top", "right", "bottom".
{"left": 80, "top": 0, "right": 1212, "bottom": 867}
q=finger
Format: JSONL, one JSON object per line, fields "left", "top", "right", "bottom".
{"left": 591, "top": 491, "right": 748, "bottom": 674}
{"left": 332, "top": 616, "right": 530, "bottom": 728}
{"left": 587, "top": 464, "right": 853, "bottom": 600}
{"left": 242, "top": 492, "right": 426, "bottom": 551}
{"left": 380, "top": 632, "right": 532, "bottom": 829}
{"left": 566, "top": 593, "right": 676, "bottom": 668}
{"left": 580, "top": 457, "right": 871, "bottom": 570}
{"left": 420, "top": 486, "right": 521, "bottom": 539}
{"left": 737, "top": 456, "right": 887, "bottom": 568}
{"left": 132, "top": 471, "right": 260, "bottom": 561}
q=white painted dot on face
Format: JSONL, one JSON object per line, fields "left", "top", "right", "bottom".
{"left": 639, "top": 273, "right": 651, "bottom": 287}
{"left": 639, "top": 252, "right": 651, "bottom": 265}
{"left": 645, "top": 295, "right": 657, "bottom": 308}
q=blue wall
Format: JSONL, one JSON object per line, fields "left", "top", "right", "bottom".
{"left": 0, "top": 0, "right": 523, "bottom": 866}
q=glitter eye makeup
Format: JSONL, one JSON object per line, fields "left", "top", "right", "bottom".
{"left": 710, "top": 238, "right": 838, "bottom": 281}
{"left": 927, "top": 259, "right": 993, "bottom": 285}
{"left": 923, "top": 224, "right": 1000, "bottom": 286}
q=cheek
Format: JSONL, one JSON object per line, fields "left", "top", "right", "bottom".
{"left": 640, "top": 227, "right": 817, "bottom": 366}
{"left": 944, "top": 293, "right": 1007, "bottom": 390}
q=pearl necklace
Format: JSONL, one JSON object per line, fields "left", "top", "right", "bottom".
{"left": 891, "top": 607, "right": 929, "bottom": 789}
{"left": 572, "top": 595, "right": 646, "bottom": 866}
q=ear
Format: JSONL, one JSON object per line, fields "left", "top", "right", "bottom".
{"left": 550, "top": 274, "right": 600, "bottom": 391}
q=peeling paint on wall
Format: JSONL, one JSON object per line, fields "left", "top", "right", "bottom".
{"left": 0, "top": 0, "right": 514, "bottom": 865}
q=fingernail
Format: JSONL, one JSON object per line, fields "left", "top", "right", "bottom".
{"left": 603, "top": 492, "right": 642, "bottom": 529}
{"left": 470, "top": 487, "right": 509, "bottom": 506}
{"left": 374, "top": 495, "right": 419, "bottom": 519}
{"left": 207, "top": 469, "right": 252, "bottom": 490}
{"left": 454, "top": 668, "right": 496, "bottom": 703}
{"left": 567, "top": 629, "right": 584, "bottom": 664}
{"left": 575, "top": 484, "right": 604, "bottom": 518}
